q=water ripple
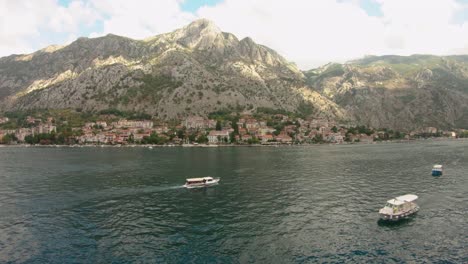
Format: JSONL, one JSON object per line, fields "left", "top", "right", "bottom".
{"left": 0, "top": 140, "right": 466, "bottom": 263}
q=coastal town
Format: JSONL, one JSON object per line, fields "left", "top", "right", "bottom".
{"left": 0, "top": 111, "right": 465, "bottom": 146}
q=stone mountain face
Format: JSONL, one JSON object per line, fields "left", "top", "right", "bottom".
{"left": 305, "top": 55, "right": 468, "bottom": 130}
{"left": 0, "top": 20, "right": 467, "bottom": 130}
{"left": 0, "top": 19, "right": 344, "bottom": 121}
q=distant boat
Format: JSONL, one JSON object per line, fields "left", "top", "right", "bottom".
{"left": 148, "top": 146, "right": 153, "bottom": 149}
{"left": 379, "top": 194, "right": 419, "bottom": 221}
{"left": 432, "top": 164, "right": 443, "bottom": 176}
{"left": 184, "top": 177, "right": 220, "bottom": 189}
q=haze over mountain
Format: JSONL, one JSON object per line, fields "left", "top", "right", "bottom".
{"left": 0, "top": 19, "right": 467, "bottom": 130}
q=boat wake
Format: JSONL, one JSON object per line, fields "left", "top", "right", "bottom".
{"left": 143, "top": 185, "right": 185, "bottom": 192}
{"left": 168, "top": 185, "right": 185, "bottom": 190}
{"left": 100, "top": 185, "right": 185, "bottom": 199}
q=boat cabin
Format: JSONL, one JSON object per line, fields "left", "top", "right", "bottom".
{"left": 184, "top": 176, "right": 219, "bottom": 188}
{"left": 385, "top": 198, "right": 415, "bottom": 213}
{"left": 185, "top": 177, "right": 214, "bottom": 184}
{"left": 379, "top": 194, "right": 419, "bottom": 219}
{"left": 432, "top": 164, "right": 443, "bottom": 176}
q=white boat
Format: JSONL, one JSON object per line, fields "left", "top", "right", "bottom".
{"left": 184, "top": 177, "right": 220, "bottom": 189}
{"left": 379, "top": 194, "right": 419, "bottom": 221}
{"left": 432, "top": 164, "right": 443, "bottom": 176}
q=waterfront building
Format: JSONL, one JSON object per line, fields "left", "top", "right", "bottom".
{"left": 208, "top": 130, "right": 230, "bottom": 144}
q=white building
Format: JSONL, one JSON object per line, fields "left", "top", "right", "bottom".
{"left": 78, "top": 133, "right": 107, "bottom": 144}
{"left": 182, "top": 116, "right": 216, "bottom": 129}
{"left": 113, "top": 119, "right": 153, "bottom": 129}
{"left": 208, "top": 130, "right": 230, "bottom": 144}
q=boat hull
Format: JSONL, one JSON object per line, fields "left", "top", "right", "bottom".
{"left": 379, "top": 206, "right": 419, "bottom": 221}
{"left": 184, "top": 179, "right": 220, "bottom": 189}
{"left": 432, "top": 170, "right": 442, "bottom": 176}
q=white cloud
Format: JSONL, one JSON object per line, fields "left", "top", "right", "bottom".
{"left": 89, "top": 0, "right": 195, "bottom": 39}
{"left": 0, "top": 0, "right": 99, "bottom": 56}
{"left": 377, "top": 0, "right": 468, "bottom": 56}
{"left": 197, "top": 0, "right": 468, "bottom": 68}
{"left": 1, "top": 0, "right": 468, "bottom": 69}
{"left": 197, "top": 0, "right": 386, "bottom": 68}
{"left": 48, "top": 1, "right": 100, "bottom": 33}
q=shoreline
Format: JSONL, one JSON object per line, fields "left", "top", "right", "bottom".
{"left": 0, "top": 138, "right": 464, "bottom": 149}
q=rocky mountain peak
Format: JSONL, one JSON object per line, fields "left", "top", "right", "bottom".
{"left": 173, "top": 18, "right": 224, "bottom": 49}
{"left": 39, "top": 44, "right": 65, "bottom": 53}
{"left": 240, "top": 37, "right": 255, "bottom": 45}
{"left": 1, "top": 21, "right": 467, "bottom": 130}
{"left": 185, "top": 18, "right": 221, "bottom": 34}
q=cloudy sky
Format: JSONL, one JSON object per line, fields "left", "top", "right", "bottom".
{"left": 1, "top": 0, "right": 468, "bottom": 69}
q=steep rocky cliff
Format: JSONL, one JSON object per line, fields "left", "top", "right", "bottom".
{"left": 0, "top": 19, "right": 343, "bottom": 120}
{"left": 305, "top": 55, "right": 468, "bottom": 130}
{"left": 0, "top": 20, "right": 467, "bottom": 130}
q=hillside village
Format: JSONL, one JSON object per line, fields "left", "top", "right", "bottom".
{"left": 0, "top": 110, "right": 464, "bottom": 146}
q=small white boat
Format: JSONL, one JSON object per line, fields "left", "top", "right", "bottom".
{"left": 432, "top": 164, "right": 443, "bottom": 176}
{"left": 184, "top": 177, "right": 220, "bottom": 189}
{"left": 379, "top": 194, "right": 419, "bottom": 221}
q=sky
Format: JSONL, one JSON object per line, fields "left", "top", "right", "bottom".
{"left": 1, "top": 0, "right": 468, "bottom": 69}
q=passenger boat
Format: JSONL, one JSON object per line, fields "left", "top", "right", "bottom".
{"left": 379, "top": 194, "right": 419, "bottom": 221}
{"left": 432, "top": 164, "right": 443, "bottom": 176}
{"left": 184, "top": 177, "right": 220, "bottom": 189}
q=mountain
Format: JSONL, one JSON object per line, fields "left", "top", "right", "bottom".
{"left": 0, "top": 19, "right": 344, "bottom": 120}
{"left": 0, "top": 19, "right": 467, "bottom": 130}
{"left": 305, "top": 55, "right": 468, "bottom": 130}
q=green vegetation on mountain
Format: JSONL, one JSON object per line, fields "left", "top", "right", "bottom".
{"left": 0, "top": 20, "right": 467, "bottom": 130}
{"left": 305, "top": 55, "right": 468, "bottom": 130}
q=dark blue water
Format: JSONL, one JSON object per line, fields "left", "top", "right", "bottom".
{"left": 0, "top": 140, "right": 466, "bottom": 263}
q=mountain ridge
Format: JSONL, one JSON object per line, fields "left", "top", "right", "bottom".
{"left": 305, "top": 54, "right": 468, "bottom": 130}
{"left": 0, "top": 19, "right": 467, "bottom": 130}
